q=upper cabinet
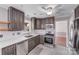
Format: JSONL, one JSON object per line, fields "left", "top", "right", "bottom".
{"left": 8, "top": 7, "right": 25, "bottom": 31}
{"left": 31, "top": 17, "right": 55, "bottom": 29}
{"left": 75, "top": 5, "right": 79, "bottom": 18}
{"left": 0, "top": 6, "right": 25, "bottom": 31}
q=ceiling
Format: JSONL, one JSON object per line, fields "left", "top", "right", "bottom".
{"left": 0, "top": 4, "right": 55, "bottom": 18}
{"left": 55, "top": 4, "right": 78, "bottom": 21}
{"left": 0, "top": 4, "right": 78, "bottom": 20}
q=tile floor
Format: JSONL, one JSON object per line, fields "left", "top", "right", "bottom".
{"left": 28, "top": 44, "right": 77, "bottom": 55}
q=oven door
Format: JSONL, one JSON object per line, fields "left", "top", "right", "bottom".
{"left": 44, "top": 37, "right": 53, "bottom": 44}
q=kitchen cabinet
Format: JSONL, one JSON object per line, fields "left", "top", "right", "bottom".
{"left": 36, "top": 19, "right": 41, "bottom": 29}
{"left": 0, "top": 34, "right": 40, "bottom": 55}
{"left": 8, "top": 6, "right": 24, "bottom": 31}
{"left": 2, "top": 44, "right": 16, "bottom": 55}
{"left": 34, "top": 35, "right": 40, "bottom": 46}
{"left": 28, "top": 35, "right": 40, "bottom": 52}
{"left": 31, "top": 17, "right": 55, "bottom": 29}
{"left": 16, "top": 40, "right": 28, "bottom": 55}
{"left": 40, "top": 35, "right": 44, "bottom": 44}
{"left": 75, "top": 5, "right": 79, "bottom": 18}
{"left": 28, "top": 38, "right": 36, "bottom": 52}
{"left": 74, "top": 6, "right": 79, "bottom": 49}
{"left": 32, "top": 18, "right": 41, "bottom": 29}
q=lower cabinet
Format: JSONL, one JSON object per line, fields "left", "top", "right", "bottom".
{"left": 2, "top": 35, "right": 40, "bottom": 55}
{"left": 34, "top": 35, "right": 40, "bottom": 46}
{"left": 28, "top": 38, "right": 36, "bottom": 52}
{"left": 28, "top": 35, "right": 40, "bottom": 52}
{"left": 16, "top": 40, "right": 28, "bottom": 55}
{"left": 2, "top": 41, "right": 28, "bottom": 55}
{"left": 2, "top": 44, "right": 16, "bottom": 55}
{"left": 40, "top": 35, "right": 44, "bottom": 44}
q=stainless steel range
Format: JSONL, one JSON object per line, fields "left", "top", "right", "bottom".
{"left": 44, "top": 24, "right": 55, "bottom": 46}
{"left": 44, "top": 33, "right": 54, "bottom": 44}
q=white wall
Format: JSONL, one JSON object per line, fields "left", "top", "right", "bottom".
{"left": 55, "top": 20, "right": 67, "bottom": 33}
{"left": 0, "top": 7, "right": 8, "bottom": 29}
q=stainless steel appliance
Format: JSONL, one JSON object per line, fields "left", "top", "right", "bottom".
{"left": 44, "top": 24, "right": 55, "bottom": 46}
{"left": 73, "top": 18, "right": 79, "bottom": 54}
{"left": 76, "top": 32, "right": 79, "bottom": 53}
{"left": 44, "top": 33, "right": 54, "bottom": 44}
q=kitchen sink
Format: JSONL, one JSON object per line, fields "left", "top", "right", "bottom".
{"left": 24, "top": 35, "right": 33, "bottom": 37}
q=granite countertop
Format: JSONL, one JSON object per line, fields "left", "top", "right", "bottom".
{"left": 0, "top": 30, "right": 54, "bottom": 49}
{"left": 0, "top": 31, "right": 39, "bottom": 49}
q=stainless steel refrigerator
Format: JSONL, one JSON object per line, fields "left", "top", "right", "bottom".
{"left": 73, "top": 18, "right": 79, "bottom": 54}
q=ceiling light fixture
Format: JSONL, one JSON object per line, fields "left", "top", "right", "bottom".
{"left": 41, "top": 7, "right": 53, "bottom": 15}
{"left": 46, "top": 7, "right": 53, "bottom": 15}
{"left": 47, "top": 11, "right": 52, "bottom": 15}
{"left": 41, "top": 5, "right": 57, "bottom": 16}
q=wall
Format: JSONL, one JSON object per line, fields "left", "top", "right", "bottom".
{"left": 56, "top": 20, "right": 67, "bottom": 32}
{"left": 24, "top": 16, "right": 32, "bottom": 32}
{"left": 0, "top": 7, "right": 8, "bottom": 29}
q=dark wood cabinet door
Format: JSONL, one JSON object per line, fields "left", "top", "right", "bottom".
{"left": 34, "top": 35, "right": 40, "bottom": 46}
{"left": 36, "top": 19, "right": 41, "bottom": 29}
{"left": 28, "top": 38, "right": 36, "bottom": 52}
{"left": 33, "top": 17, "right": 55, "bottom": 29}
{"left": 75, "top": 5, "right": 79, "bottom": 18}
{"left": 41, "top": 20, "right": 45, "bottom": 29}
{"left": 2, "top": 44, "right": 16, "bottom": 55}
{"left": 28, "top": 35, "right": 40, "bottom": 53}
{"left": 8, "top": 7, "right": 24, "bottom": 31}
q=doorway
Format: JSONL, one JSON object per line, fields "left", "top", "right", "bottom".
{"left": 55, "top": 20, "right": 68, "bottom": 47}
